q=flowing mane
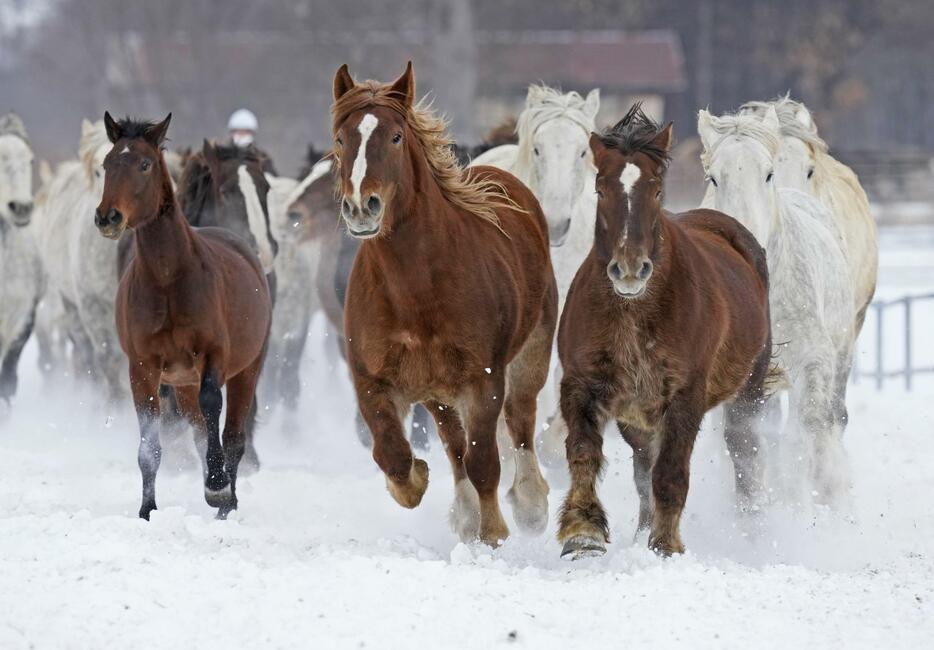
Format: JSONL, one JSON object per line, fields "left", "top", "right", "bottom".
{"left": 178, "top": 143, "right": 263, "bottom": 224}
{"left": 699, "top": 111, "right": 781, "bottom": 173}
{"left": 738, "top": 96, "right": 870, "bottom": 218}
{"left": 331, "top": 80, "right": 514, "bottom": 226}
{"left": 597, "top": 103, "right": 671, "bottom": 166}
{"left": 515, "top": 85, "right": 597, "bottom": 173}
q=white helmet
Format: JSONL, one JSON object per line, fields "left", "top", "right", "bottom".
{"left": 228, "top": 108, "right": 258, "bottom": 132}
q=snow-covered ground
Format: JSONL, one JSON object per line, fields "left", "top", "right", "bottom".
{"left": 1, "top": 227, "right": 933, "bottom": 649}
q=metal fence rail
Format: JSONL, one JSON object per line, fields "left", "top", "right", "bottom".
{"left": 851, "top": 292, "right": 934, "bottom": 390}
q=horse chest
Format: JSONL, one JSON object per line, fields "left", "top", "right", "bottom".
{"left": 367, "top": 329, "right": 472, "bottom": 400}
{"left": 609, "top": 334, "right": 674, "bottom": 432}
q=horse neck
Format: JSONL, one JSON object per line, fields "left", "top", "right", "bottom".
{"left": 133, "top": 183, "right": 196, "bottom": 287}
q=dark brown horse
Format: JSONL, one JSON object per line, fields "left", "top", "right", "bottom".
{"left": 557, "top": 105, "right": 772, "bottom": 558}
{"left": 95, "top": 113, "right": 272, "bottom": 520}
{"left": 332, "top": 62, "right": 557, "bottom": 545}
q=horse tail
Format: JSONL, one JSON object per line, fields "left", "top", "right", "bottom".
{"left": 237, "top": 164, "right": 276, "bottom": 273}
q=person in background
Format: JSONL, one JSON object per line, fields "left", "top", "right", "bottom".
{"left": 227, "top": 108, "right": 277, "bottom": 174}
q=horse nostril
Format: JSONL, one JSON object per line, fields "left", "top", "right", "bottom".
{"left": 366, "top": 194, "right": 382, "bottom": 217}
{"left": 638, "top": 260, "right": 653, "bottom": 280}
{"left": 607, "top": 261, "right": 623, "bottom": 281}
{"left": 106, "top": 208, "right": 122, "bottom": 226}
{"left": 94, "top": 209, "right": 104, "bottom": 227}
{"left": 341, "top": 198, "right": 354, "bottom": 219}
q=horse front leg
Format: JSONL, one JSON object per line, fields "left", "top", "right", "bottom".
{"left": 357, "top": 381, "right": 425, "bottom": 508}
{"left": 619, "top": 423, "right": 656, "bottom": 538}
{"left": 557, "top": 375, "right": 610, "bottom": 559}
{"left": 129, "top": 362, "right": 162, "bottom": 520}
{"left": 426, "top": 400, "right": 478, "bottom": 541}
{"left": 650, "top": 389, "right": 703, "bottom": 556}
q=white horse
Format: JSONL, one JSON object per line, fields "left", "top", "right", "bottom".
{"left": 699, "top": 106, "right": 856, "bottom": 505}
{"left": 734, "top": 96, "right": 878, "bottom": 424}
{"left": 0, "top": 113, "right": 44, "bottom": 404}
{"left": 259, "top": 160, "right": 332, "bottom": 412}
{"left": 33, "top": 119, "right": 126, "bottom": 400}
{"left": 470, "top": 84, "right": 600, "bottom": 465}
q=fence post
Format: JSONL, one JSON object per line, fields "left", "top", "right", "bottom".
{"left": 875, "top": 301, "right": 884, "bottom": 391}
{"left": 904, "top": 297, "right": 912, "bottom": 391}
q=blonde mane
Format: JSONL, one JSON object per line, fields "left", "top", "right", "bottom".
{"left": 739, "top": 95, "right": 870, "bottom": 216}
{"left": 332, "top": 80, "right": 515, "bottom": 227}
{"left": 700, "top": 111, "right": 781, "bottom": 173}
{"left": 78, "top": 120, "right": 110, "bottom": 189}
{"left": 515, "top": 85, "right": 596, "bottom": 174}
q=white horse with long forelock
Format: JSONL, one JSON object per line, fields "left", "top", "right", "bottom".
{"left": 33, "top": 119, "right": 126, "bottom": 400}
{"left": 470, "top": 84, "right": 600, "bottom": 466}
{"left": 259, "top": 160, "right": 332, "bottom": 412}
{"left": 699, "top": 106, "right": 856, "bottom": 505}
{"left": 735, "top": 95, "right": 878, "bottom": 331}
{"left": 0, "top": 113, "right": 44, "bottom": 404}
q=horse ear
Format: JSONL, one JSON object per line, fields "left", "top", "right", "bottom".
{"left": 388, "top": 61, "right": 415, "bottom": 108}
{"left": 761, "top": 106, "right": 781, "bottom": 134}
{"left": 103, "top": 111, "right": 121, "bottom": 144}
{"left": 653, "top": 122, "right": 674, "bottom": 153}
{"left": 201, "top": 138, "right": 219, "bottom": 172}
{"left": 794, "top": 104, "right": 814, "bottom": 130}
{"left": 333, "top": 64, "right": 355, "bottom": 101}
{"left": 526, "top": 85, "right": 546, "bottom": 107}
{"left": 697, "top": 110, "right": 718, "bottom": 152}
{"left": 584, "top": 89, "right": 601, "bottom": 121}
{"left": 145, "top": 113, "right": 171, "bottom": 147}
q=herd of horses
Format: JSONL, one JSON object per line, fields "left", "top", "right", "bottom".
{"left": 0, "top": 61, "right": 877, "bottom": 559}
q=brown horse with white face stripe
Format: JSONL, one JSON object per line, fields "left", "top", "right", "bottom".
{"left": 95, "top": 113, "right": 272, "bottom": 520}
{"left": 557, "top": 105, "right": 773, "bottom": 559}
{"left": 332, "top": 62, "right": 557, "bottom": 546}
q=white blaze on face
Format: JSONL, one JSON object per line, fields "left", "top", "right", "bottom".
{"left": 350, "top": 113, "right": 378, "bottom": 208}
{"left": 619, "top": 162, "right": 641, "bottom": 243}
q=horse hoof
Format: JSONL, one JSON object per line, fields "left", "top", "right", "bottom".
{"left": 648, "top": 536, "right": 684, "bottom": 557}
{"left": 386, "top": 458, "right": 429, "bottom": 508}
{"left": 204, "top": 483, "right": 233, "bottom": 508}
{"left": 560, "top": 535, "right": 607, "bottom": 560}
{"left": 449, "top": 479, "right": 481, "bottom": 542}
{"left": 138, "top": 505, "right": 156, "bottom": 521}
{"left": 506, "top": 485, "right": 549, "bottom": 536}
{"left": 215, "top": 503, "right": 237, "bottom": 520}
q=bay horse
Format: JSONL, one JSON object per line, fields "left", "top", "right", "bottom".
{"left": 95, "top": 113, "right": 272, "bottom": 520}
{"left": 332, "top": 62, "right": 556, "bottom": 545}
{"left": 558, "top": 105, "right": 773, "bottom": 559}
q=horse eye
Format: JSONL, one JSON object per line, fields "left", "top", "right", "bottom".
{"left": 579, "top": 151, "right": 586, "bottom": 159}
{"left": 807, "top": 168, "right": 815, "bottom": 180}
{"left": 707, "top": 176, "right": 718, "bottom": 188}
{"left": 336, "top": 136, "right": 343, "bottom": 146}
{"left": 140, "top": 160, "right": 151, "bottom": 172}
{"left": 655, "top": 190, "right": 662, "bottom": 200}
{"left": 533, "top": 147, "right": 540, "bottom": 156}
{"left": 766, "top": 172, "right": 774, "bottom": 183}
{"left": 392, "top": 133, "right": 402, "bottom": 144}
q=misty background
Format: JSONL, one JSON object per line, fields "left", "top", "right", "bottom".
{"left": 2, "top": 0, "right": 934, "bottom": 216}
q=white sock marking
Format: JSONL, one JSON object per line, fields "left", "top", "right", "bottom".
{"left": 350, "top": 113, "right": 378, "bottom": 208}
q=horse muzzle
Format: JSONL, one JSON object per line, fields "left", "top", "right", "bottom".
{"left": 341, "top": 194, "right": 384, "bottom": 239}
{"left": 95, "top": 207, "right": 126, "bottom": 240}
{"left": 7, "top": 200, "right": 33, "bottom": 227}
{"left": 607, "top": 258, "right": 653, "bottom": 299}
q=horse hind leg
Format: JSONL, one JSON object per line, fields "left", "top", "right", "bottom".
{"left": 217, "top": 358, "right": 264, "bottom": 519}
{"left": 619, "top": 423, "right": 656, "bottom": 539}
{"left": 798, "top": 362, "right": 850, "bottom": 506}
{"left": 723, "top": 345, "right": 771, "bottom": 514}
{"left": 426, "top": 400, "right": 479, "bottom": 541}
{"left": 195, "top": 369, "right": 232, "bottom": 512}
{"left": 503, "top": 321, "right": 552, "bottom": 536}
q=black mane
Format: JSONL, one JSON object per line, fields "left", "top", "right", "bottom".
{"left": 299, "top": 144, "right": 329, "bottom": 177}
{"left": 598, "top": 103, "right": 670, "bottom": 166}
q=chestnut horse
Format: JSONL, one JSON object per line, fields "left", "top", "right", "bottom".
{"left": 557, "top": 106, "right": 773, "bottom": 559}
{"left": 95, "top": 113, "right": 272, "bottom": 520}
{"left": 332, "top": 62, "right": 557, "bottom": 545}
